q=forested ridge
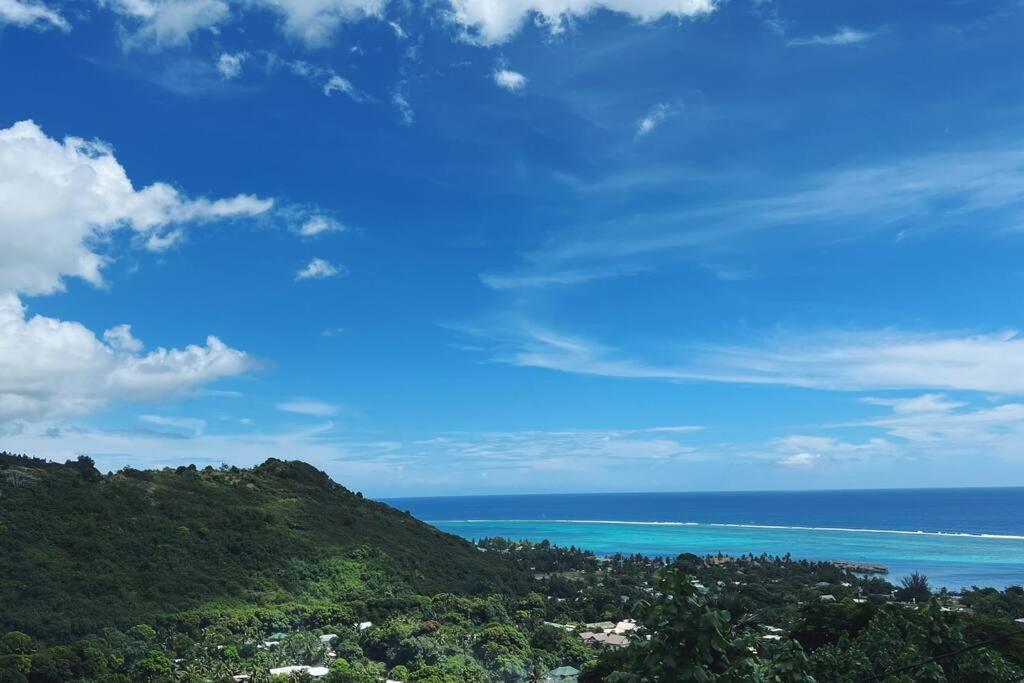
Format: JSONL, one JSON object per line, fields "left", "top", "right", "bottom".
{"left": 2, "top": 453, "right": 1023, "bottom": 682}
{"left": 0, "top": 453, "right": 522, "bottom": 641}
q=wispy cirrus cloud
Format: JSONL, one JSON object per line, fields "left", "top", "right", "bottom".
{"left": 457, "top": 319, "right": 1024, "bottom": 394}
{"left": 277, "top": 399, "right": 338, "bottom": 416}
{"left": 636, "top": 102, "right": 675, "bottom": 137}
{"left": 481, "top": 142, "right": 1024, "bottom": 290}
{"left": 139, "top": 414, "right": 207, "bottom": 436}
{"left": 788, "top": 26, "right": 878, "bottom": 47}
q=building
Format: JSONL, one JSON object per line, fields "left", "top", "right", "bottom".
{"left": 545, "top": 665, "right": 581, "bottom": 682}
{"left": 268, "top": 665, "right": 330, "bottom": 678}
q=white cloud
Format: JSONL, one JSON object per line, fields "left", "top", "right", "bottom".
{"left": 464, "top": 320, "right": 1024, "bottom": 395}
{"left": 0, "top": 0, "right": 69, "bottom": 30}
{"left": 636, "top": 102, "right": 673, "bottom": 136}
{"left": 493, "top": 68, "right": 527, "bottom": 92}
{"left": 849, "top": 399, "right": 1024, "bottom": 459}
{"left": 695, "top": 330, "right": 1024, "bottom": 394}
{"left": 277, "top": 399, "right": 337, "bottom": 416}
{"left": 447, "top": 0, "right": 718, "bottom": 45}
{"left": 861, "top": 393, "right": 967, "bottom": 415}
{"left": 104, "top": 0, "right": 231, "bottom": 48}
{"left": 387, "top": 19, "right": 406, "bottom": 38}
{"left": 778, "top": 452, "right": 819, "bottom": 468}
{"left": 298, "top": 215, "right": 346, "bottom": 236}
{"left": 0, "top": 294, "right": 253, "bottom": 422}
{"left": 216, "top": 51, "right": 246, "bottom": 79}
{"left": 0, "top": 119, "right": 272, "bottom": 296}
{"left": 100, "top": 0, "right": 384, "bottom": 49}
{"left": 103, "top": 324, "right": 145, "bottom": 353}
{"left": 251, "top": 0, "right": 385, "bottom": 47}
{"left": 408, "top": 426, "right": 709, "bottom": 470}
{"left": 295, "top": 258, "right": 345, "bottom": 280}
{"left": 788, "top": 26, "right": 877, "bottom": 47}
{"left": 392, "top": 91, "right": 415, "bottom": 126}
{"left": 483, "top": 142, "right": 1024, "bottom": 290}
{"left": 323, "top": 74, "right": 358, "bottom": 98}
{"left": 281, "top": 60, "right": 368, "bottom": 102}
{"left": 770, "top": 435, "right": 895, "bottom": 468}
{"left": 139, "top": 413, "right": 206, "bottom": 434}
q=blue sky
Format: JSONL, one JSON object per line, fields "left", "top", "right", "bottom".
{"left": 1, "top": 0, "right": 1024, "bottom": 496}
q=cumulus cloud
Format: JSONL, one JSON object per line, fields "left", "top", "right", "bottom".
{"left": 216, "top": 51, "right": 246, "bottom": 79}
{"left": 0, "top": 119, "right": 272, "bottom": 296}
{"left": 295, "top": 258, "right": 345, "bottom": 280}
{"left": 0, "top": 294, "right": 253, "bottom": 422}
{"left": 788, "top": 26, "right": 877, "bottom": 47}
{"left": 493, "top": 68, "right": 527, "bottom": 92}
{"left": 0, "top": 0, "right": 69, "bottom": 30}
{"left": 447, "top": 0, "right": 718, "bottom": 45}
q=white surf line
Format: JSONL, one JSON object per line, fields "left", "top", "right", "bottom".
{"left": 426, "top": 519, "right": 1024, "bottom": 541}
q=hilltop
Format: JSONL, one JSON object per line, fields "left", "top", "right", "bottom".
{"left": 0, "top": 453, "right": 523, "bottom": 641}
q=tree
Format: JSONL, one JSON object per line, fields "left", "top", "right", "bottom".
{"left": 897, "top": 572, "right": 932, "bottom": 603}
{"left": 608, "top": 566, "right": 757, "bottom": 682}
{"left": 0, "top": 634, "right": 33, "bottom": 657}
{"left": 132, "top": 650, "right": 173, "bottom": 682}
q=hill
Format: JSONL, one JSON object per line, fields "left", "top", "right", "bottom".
{"left": 0, "top": 453, "right": 523, "bottom": 641}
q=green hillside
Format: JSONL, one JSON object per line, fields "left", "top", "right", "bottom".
{"left": 0, "top": 454, "right": 522, "bottom": 641}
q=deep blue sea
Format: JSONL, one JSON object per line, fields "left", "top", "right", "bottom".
{"left": 382, "top": 489, "right": 1024, "bottom": 590}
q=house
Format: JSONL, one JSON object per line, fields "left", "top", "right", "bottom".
{"left": 612, "top": 620, "right": 637, "bottom": 635}
{"left": 597, "top": 633, "right": 630, "bottom": 649}
{"left": 820, "top": 594, "right": 836, "bottom": 603}
{"left": 542, "top": 621, "right": 574, "bottom": 632}
{"left": 546, "top": 665, "right": 581, "bottom": 682}
{"left": 268, "top": 665, "right": 330, "bottom": 678}
{"left": 577, "top": 631, "right": 596, "bottom": 644}
{"left": 357, "top": 621, "right": 373, "bottom": 631}
{"left": 318, "top": 634, "right": 338, "bottom": 644}
{"left": 1016, "top": 618, "right": 1024, "bottom": 624}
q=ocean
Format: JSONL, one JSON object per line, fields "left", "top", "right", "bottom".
{"left": 383, "top": 488, "right": 1024, "bottom": 589}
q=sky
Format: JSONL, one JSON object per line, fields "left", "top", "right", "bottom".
{"left": 1, "top": 0, "right": 1024, "bottom": 497}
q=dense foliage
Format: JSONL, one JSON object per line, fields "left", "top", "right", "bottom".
{"left": 2, "top": 454, "right": 1023, "bottom": 682}
{"left": 0, "top": 453, "right": 522, "bottom": 641}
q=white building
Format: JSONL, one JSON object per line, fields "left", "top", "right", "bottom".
{"left": 268, "top": 665, "right": 330, "bottom": 678}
